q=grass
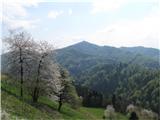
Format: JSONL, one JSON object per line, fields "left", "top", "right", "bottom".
{"left": 1, "top": 74, "right": 128, "bottom": 120}
{"left": 1, "top": 91, "right": 54, "bottom": 120}
{"left": 115, "top": 113, "right": 128, "bottom": 120}
{"left": 80, "top": 107, "right": 105, "bottom": 119}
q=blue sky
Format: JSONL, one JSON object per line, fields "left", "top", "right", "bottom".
{"left": 2, "top": 0, "right": 160, "bottom": 49}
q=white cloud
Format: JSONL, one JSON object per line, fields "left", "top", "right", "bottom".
{"left": 3, "top": 16, "right": 40, "bottom": 29}
{"left": 91, "top": 0, "right": 127, "bottom": 14}
{"left": 91, "top": 0, "right": 159, "bottom": 14}
{"left": 87, "top": 7, "right": 160, "bottom": 48}
{"left": 2, "top": 0, "right": 41, "bottom": 29}
{"left": 48, "top": 10, "right": 63, "bottom": 19}
{"left": 68, "top": 8, "right": 72, "bottom": 15}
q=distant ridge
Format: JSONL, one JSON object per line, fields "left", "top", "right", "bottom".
{"left": 54, "top": 41, "right": 160, "bottom": 82}
{"left": 56, "top": 41, "right": 159, "bottom": 61}
{"left": 62, "top": 41, "right": 159, "bottom": 50}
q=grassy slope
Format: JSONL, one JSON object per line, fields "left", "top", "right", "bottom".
{"left": 1, "top": 75, "right": 127, "bottom": 120}
{"left": 2, "top": 90, "right": 106, "bottom": 120}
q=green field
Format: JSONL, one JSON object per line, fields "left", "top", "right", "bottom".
{"left": 1, "top": 75, "right": 127, "bottom": 120}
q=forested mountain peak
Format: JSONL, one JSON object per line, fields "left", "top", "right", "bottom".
{"left": 62, "top": 41, "right": 100, "bottom": 54}
{"left": 58, "top": 41, "right": 159, "bottom": 58}
{"left": 55, "top": 41, "right": 160, "bottom": 69}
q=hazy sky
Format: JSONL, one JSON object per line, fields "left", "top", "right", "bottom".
{"left": 1, "top": 0, "right": 160, "bottom": 49}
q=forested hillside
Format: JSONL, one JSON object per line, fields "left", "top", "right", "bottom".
{"left": 55, "top": 41, "right": 160, "bottom": 116}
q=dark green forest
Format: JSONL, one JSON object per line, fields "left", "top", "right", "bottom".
{"left": 55, "top": 41, "right": 160, "bottom": 116}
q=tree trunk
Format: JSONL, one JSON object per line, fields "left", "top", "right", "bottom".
{"left": 32, "top": 93, "right": 38, "bottom": 103}
{"left": 58, "top": 101, "right": 62, "bottom": 112}
{"left": 58, "top": 95, "right": 62, "bottom": 112}
{"left": 20, "top": 48, "right": 23, "bottom": 97}
{"left": 32, "top": 59, "right": 42, "bottom": 103}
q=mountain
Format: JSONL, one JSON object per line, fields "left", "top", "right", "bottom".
{"left": 120, "top": 46, "right": 159, "bottom": 59}
{"left": 55, "top": 40, "right": 160, "bottom": 89}
{"left": 55, "top": 41, "right": 160, "bottom": 114}
{"left": 55, "top": 41, "right": 160, "bottom": 76}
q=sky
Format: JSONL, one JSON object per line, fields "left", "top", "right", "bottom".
{"left": 1, "top": 0, "right": 160, "bottom": 49}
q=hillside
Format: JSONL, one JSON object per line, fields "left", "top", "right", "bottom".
{"left": 1, "top": 75, "right": 107, "bottom": 120}
{"left": 55, "top": 41, "right": 159, "bottom": 81}
{"left": 1, "top": 41, "right": 160, "bottom": 119}
{"left": 55, "top": 41, "right": 160, "bottom": 88}
{"left": 55, "top": 41, "right": 160, "bottom": 115}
